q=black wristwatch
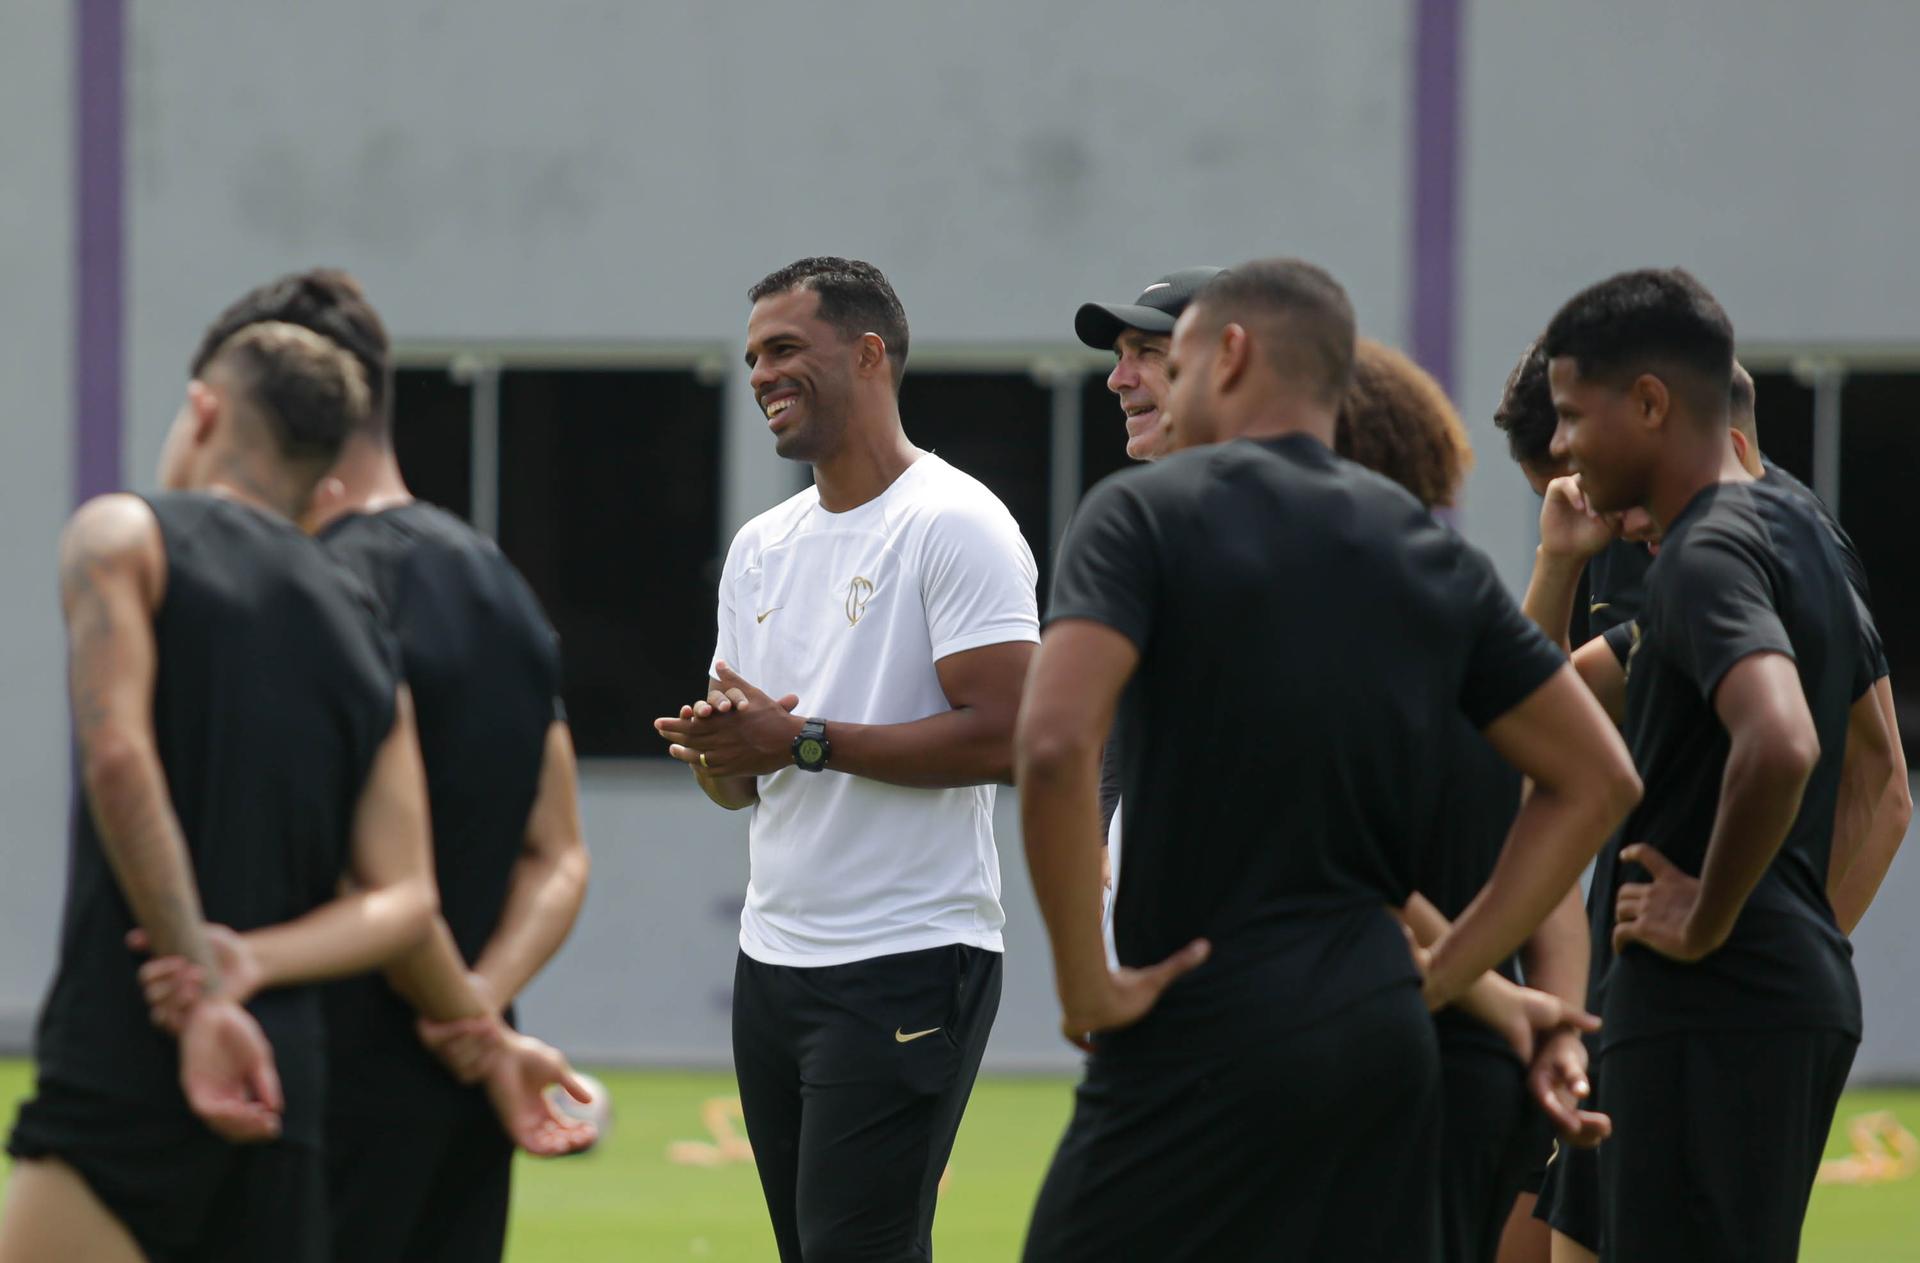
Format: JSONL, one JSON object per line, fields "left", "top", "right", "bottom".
{"left": 791, "top": 718, "right": 830, "bottom": 772}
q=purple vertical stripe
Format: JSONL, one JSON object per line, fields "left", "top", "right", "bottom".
{"left": 1410, "top": 0, "right": 1463, "bottom": 398}
{"left": 75, "top": 0, "right": 126, "bottom": 504}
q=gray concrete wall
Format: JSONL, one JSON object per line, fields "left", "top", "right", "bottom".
{"left": 0, "top": 0, "right": 1913, "bottom": 1077}
{"left": 0, "top": 0, "right": 77, "bottom": 1041}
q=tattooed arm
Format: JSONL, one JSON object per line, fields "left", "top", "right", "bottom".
{"left": 63, "top": 494, "right": 281, "bottom": 1141}
{"left": 62, "top": 495, "right": 223, "bottom": 986}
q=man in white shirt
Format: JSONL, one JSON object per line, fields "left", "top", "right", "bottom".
{"left": 655, "top": 257, "right": 1038, "bottom": 1262}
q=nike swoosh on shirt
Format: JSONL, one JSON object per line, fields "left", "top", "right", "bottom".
{"left": 894, "top": 1027, "right": 940, "bottom": 1044}
{"left": 756, "top": 607, "right": 782, "bottom": 623}
{"left": 1589, "top": 602, "right": 1610, "bottom": 615}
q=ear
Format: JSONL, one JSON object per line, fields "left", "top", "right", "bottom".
{"left": 1728, "top": 425, "right": 1752, "bottom": 465}
{"left": 1631, "top": 373, "right": 1670, "bottom": 431}
{"left": 186, "top": 379, "right": 221, "bottom": 443}
{"left": 1215, "top": 323, "right": 1251, "bottom": 393}
{"left": 856, "top": 332, "right": 888, "bottom": 381}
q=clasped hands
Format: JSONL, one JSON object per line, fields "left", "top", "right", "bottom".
{"left": 654, "top": 660, "right": 804, "bottom": 777}
{"left": 1413, "top": 935, "right": 1612, "bottom": 1150}
{"left": 129, "top": 927, "right": 597, "bottom": 1155}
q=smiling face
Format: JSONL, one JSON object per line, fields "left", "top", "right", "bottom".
{"left": 1547, "top": 357, "right": 1661, "bottom": 516}
{"left": 745, "top": 287, "right": 858, "bottom": 463}
{"left": 1107, "top": 329, "right": 1174, "bottom": 461}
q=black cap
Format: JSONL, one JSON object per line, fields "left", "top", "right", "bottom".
{"left": 1074, "top": 267, "right": 1224, "bottom": 350}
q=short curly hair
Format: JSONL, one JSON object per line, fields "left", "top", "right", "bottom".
{"left": 1492, "top": 340, "right": 1557, "bottom": 470}
{"left": 1335, "top": 338, "right": 1473, "bottom": 509}
{"left": 1541, "top": 267, "right": 1734, "bottom": 416}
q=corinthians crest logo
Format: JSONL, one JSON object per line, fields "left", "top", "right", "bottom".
{"left": 845, "top": 576, "right": 875, "bottom": 626}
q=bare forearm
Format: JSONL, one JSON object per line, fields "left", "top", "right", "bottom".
{"left": 1522, "top": 550, "right": 1585, "bottom": 652}
{"left": 1829, "top": 765, "right": 1910, "bottom": 935}
{"left": 1828, "top": 743, "right": 1884, "bottom": 896}
{"left": 1692, "top": 738, "right": 1812, "bottom": 946}
{"left": 1425, "top": 785, "right": 1610, "bottom": 1006}
{"left": 1406, "top": 893, "right": 1553, "bottom": 1021}
{"left": 242, "top": 880, "right": 436, "bottom": 990}
{"left": 1829, "top": 680, "right": 1910, "bottom": 934}
{"left": 84, "top": 737, "right": 216, "bottom": 978}
{"left": 473, "top": 847, "right": 590, "bottom": 1006}
{"left": 385, "top": 916, "right": 494, "bottom": 1022}
{"left": 1517, "top": 886, "right": 1590, "bottom": 1006}
{"left": 1020, "top": 747, "right": 1111, "bottom": 1016}
{"left": 829, "top": 708, "right": 1015, "bottom": 788}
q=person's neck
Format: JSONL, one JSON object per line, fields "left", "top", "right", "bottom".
{"left": 1648, "top": 429, "right": 1751, "bottom": 530}
{"left": 305, "top": 437, "right": 414, "bottom": 533}
{"left": 204, "top": 452, "right": 312, "bottom": 524}
{"left": 1230, "top": 393, "right": 1338, "bottom": 449}
{"left": 811, "top": 405, "right": 922, "bottom": 513}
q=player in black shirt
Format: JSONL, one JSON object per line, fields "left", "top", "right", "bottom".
{"left": 1334, "top": 338, "right": 1604, "bottom": 1263}
{"left": 1723, "top": 365, "right": 1910, "bottom": 934}
{"left": 0, "top": 322, "right": 481, "bottom": 1263}
{"left": 174, "top": 269, "right": 596, "bottom": 1263}
{"left": 1526, "top": 268, "right": 1866, "bottom": 1262}
{"left": 1016, "top": 260, "right": 1640, "bottom": 1261}
{"left": 1494, "top": 338, "right": 1664, "bottom": 1263}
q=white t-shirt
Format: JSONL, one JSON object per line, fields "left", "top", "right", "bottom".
{"left": 712, "top": 454, "right": 1039, "bottom": 966}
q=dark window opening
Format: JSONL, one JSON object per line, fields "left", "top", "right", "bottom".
{"left": 392, "top": 368, "right": 474, "bottom": 522}
{"left": 497, "top": 369, "right": 723, "bottom": 757}
{"left": 1837, "top": 372, "right": 1920, "bottom": 744}
{"left": 1748, "top": 370, "right": 1815, "bottom": 486}
{"left": 898, "top": 371, "right": 1054, "bottom": 598}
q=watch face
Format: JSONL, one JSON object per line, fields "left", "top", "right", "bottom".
{"left": 797, "top": 738, "right": 826, "bottom": 765}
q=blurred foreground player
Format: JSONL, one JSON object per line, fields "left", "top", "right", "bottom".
{"left": 1529, "top": 269, "right": 1866, "bottom": 1261}
{"left": 1072, "top": 266, "right": 1221, "bottom": 937}
{"left": 180, "top": 270, "right": 596, "bottom": 1262}
{"left": 1335, "top": 340, "right": 1601, "bottom": 1263}
{"left": 657, "top": 258, "right": 1037, "bottom": 1260}
{"left": 0, "top": 324, "right": 446, "bottom": 1263}
{"left": 1017, "top": 261, "right": 1639, "bottom": 1261}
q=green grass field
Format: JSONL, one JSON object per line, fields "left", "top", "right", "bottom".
{"left": 1, "top": 1061, "right": 1915, "bottom": 1259}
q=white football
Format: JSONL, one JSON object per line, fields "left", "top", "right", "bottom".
{"left": 543, "top": 1071, "right": 613, "bottom": 1151}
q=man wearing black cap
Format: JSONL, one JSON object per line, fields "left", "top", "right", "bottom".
{"left": 1073, "top": 269, "right": 1221, "bottom": 930}
{"left": 1075, "top": 267, "right": 1224, "bottom": 462}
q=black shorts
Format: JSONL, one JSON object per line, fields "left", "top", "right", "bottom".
{"left": 1533, "top": 1129, "right": 1600, "bottom": 1252}
{"left": 7, "top": 1082, "right": 326, "bottom": 1263}
{"left": 1510, "top": 1111, "right": 1553, "bottom": 1198}
{"left": 326, "top": 1093, "right": 513, "bottom": 1263}
{"left": 1022, "top": 981, "right": 1439, "bottom": 1263}
{"left": 732, "top": 943, "right": 1002, "bottom": 1263}
{"left": 1435, "top": 1033, "right": 1533, "bottom": 1263}
{"left": 1596, "top": 1027, "right": 1856, "bottom": 1263}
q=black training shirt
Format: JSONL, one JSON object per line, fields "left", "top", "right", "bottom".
{"left": 1763, "top": 457, "right": 1889, "bottom": 684}
{"left": 1049, "top": 435, "right": 1565, "bottom": 1032}
{"left": 1584, "top": 537, "right": 1652, "bottom": 641}
{"left": 320, "top": 502, "right": 563, "bottom": 1117}
{"left": 34, "top": 494, "right": 398, "bottom": 1146}
{"left": 1602, "top": 462, "right": 1888, "bottom": 685}
{"left": 1426, "top": 723, "right": 1526, "bottom": 1055}
{"left": 1593, "top": 479, "right": 1865, "bottom": 1049}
